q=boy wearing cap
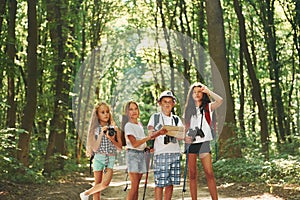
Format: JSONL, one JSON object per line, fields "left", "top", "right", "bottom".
{"left": 147, "top": 91, "right": 183, "bottom": 200}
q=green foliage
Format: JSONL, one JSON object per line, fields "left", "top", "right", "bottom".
{"left": 213, "top": 155, "right": 300, "bottom": 184}
{"left": 0, "top": 128, "right": 46, "bottom": 183}
{"left": 0, "top": 128, "right": 85, "bottom": 184}
{"left": 0, "top": 0, "right": 299, "bottom": 188}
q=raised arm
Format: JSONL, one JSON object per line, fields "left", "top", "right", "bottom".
{"left": 202, "top": 86, "right": 223, "bottom": 111}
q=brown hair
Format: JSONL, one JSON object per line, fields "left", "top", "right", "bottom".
{"left": 183, "top": 82, "right": 211, "bottom": 126}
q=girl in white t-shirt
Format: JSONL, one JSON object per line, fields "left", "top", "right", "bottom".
{"left": 121, "top": 101, "right": 152, "bottom": 200}
{"left": 183, "top": 82, "right": 223, "bottom": 200}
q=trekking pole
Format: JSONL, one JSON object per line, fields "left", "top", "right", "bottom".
{"left": 143, "top": 148, "right": 151, "bottom": 200}
{"left": 124, "top": 168, "right": 128, "bottom": 191}
{"left": 182, "top": 146, "right": 189, "bottom": 200}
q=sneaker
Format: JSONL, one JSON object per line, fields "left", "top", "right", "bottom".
{"left": 80, "top": 192, "right": 89, "bottom": 200}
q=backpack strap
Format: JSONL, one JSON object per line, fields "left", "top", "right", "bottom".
{"left": 172, "top": 116, "right": 179, "bottom": 126}
{"left": 205, "top": 104, "right": 211, "bottom": 126}
{"left": 204, "top": 104, "right": 217, "bottom": 139}
{"left": 149, "top": 113, "right": 160, "bottom": 149}
{"left": 153, "top": 113, "right": 160, "bottom": 130}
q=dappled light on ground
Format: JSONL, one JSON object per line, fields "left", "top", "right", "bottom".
{"left": 0, "top": 169, "right": 299, "bottom": 199}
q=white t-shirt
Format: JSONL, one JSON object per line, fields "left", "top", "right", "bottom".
{"left": 147, "top": 112, "right": 183, "bottom": 155}
{"left": 189, "top": 103, "right": 213, "bottom": 143}
{"left": 125, "top": 122, "right": 147, "bottom": 151}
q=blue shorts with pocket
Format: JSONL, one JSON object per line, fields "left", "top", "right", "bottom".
{"left": 93, "top": 153, "right": 115, "bottom": 171}
{"left": 126, "top": 149, "right": 147, "bottom": 173}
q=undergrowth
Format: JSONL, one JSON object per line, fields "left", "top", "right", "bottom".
{"left": 213, "top": 155, "right": 300, "bottom": 184}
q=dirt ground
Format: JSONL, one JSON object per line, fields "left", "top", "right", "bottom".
{"left": 0, "top": 168, "right": 299, "bottom": 200}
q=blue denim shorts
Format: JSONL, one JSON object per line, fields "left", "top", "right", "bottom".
{"left": 93, "top": 153, "right": 115, "bottom": 171}
{"left": 126, "top": 149, "right": 147, "bottom": 173}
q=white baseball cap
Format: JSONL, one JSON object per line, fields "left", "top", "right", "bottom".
{"left": 158, "top": 90, "right": 176, "bottom": 102}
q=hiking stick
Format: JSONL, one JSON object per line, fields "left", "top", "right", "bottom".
{"left": 142, "top": 148, "right": 151, "bottom": 200}
{"left": 124, "top": 168, "right": 128, "bottom": 191}
{"left": 182, "top": 146, "right": 189, "bottom": 200}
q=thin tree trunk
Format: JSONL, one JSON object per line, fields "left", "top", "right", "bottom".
{"left": 278, "top": 0, "right": 299, "bottom": 142}
{"left": 258, "top": 1, "right": 286, "bottom": 143}
{"left": 234, "top": 0, "right": 269, "bottom": 159}
{"left": 44, "top": 0, "right": 68, "bottom": 174}
{"left": 6, "top": 0, "right": 16, "bottom": 129}
{"left": 157, "top": 0, "right": 175, "bottom": 91}
{"left": 17, "top": 0, "right": 38, "bottom": 166}
{"left": 178, "top": 0, "right": 190, "bottom": 95}
{"left": 238, "top": 40, "right": 245, "bottom": 136}
{"left": 195, "top": 0, "right": 206, "bottom": 82}
{"left": 205, "top": 0, "right": 241, "bottom": 158}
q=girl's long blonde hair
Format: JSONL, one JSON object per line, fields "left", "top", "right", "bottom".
{"left": 86, "top": 102, "right": 115, "bottom": 156}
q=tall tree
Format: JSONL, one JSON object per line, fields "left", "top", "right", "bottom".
{"left": 248, "top": 0, "right": 286, "bottom": 143}
{"left": 6, "top": 0, "right": 16, "bottom": 129}
{"left": 205, "top": 0, "right": 241, "bottom": 158}
{"left": 157, "top": 0, "right": 176, "bottom": 91}
{"left": 264, "top": 1, "right": 286, "bottom": 143}
{"left": 17, "top": 0, "right": 38, "bottom": 166}
{"left": 278, "top": 0, "right": 300, "bottom": 140}
{"left": 234, "top": 0, "right": 269, "bottom": 159}
{"left": 44, "top": 0, "right": 69, "bottom": 173}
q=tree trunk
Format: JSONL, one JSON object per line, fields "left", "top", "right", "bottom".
{"left": 6, "top": 0, "right": 16, "bottom": 129}
{"left": 157, "top": 0, "right": 175, "bottom": 91}
{"left": 234, "top": 0, "right": 269, "bottom": 159}
{"left": 205, "top": 0, "right": 241, "bottom": 158}
{"left": 258, "top": 1, "right": 286, "bottom": 143}
{"left": 279, "top": 0, "right": 299, "bottom": 142}
{"left": 238, "top": 40, "right": 245, "bottom": 136}
{"left": 17, "top": 0, "right": 38, "bottom": 167}
{"left": 44, "top": 0, "right": 68, "bottom": 174}
{"left": 178, "top": 0, "right": 190, "bottom": 96}
{"left": 195, "top": 0, "right": 206, "bottom": 82}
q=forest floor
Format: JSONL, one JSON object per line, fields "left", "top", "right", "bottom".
{"left": 1, "top": 167, "right": 299, "bottom": 200}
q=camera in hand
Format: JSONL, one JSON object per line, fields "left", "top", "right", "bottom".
{"left": 104, "top": 125, "right": 116, "bottom": 136}
{"left": 164, "top": 135, "right": 177, "bottom": 144}
{"left": 188, "top": 127, "right": 205, "bottom": 141}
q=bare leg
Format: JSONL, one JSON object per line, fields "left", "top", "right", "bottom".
{"left": 155, "top": 187, "right": 163, "bottom": 200}
{"left": 93, "top": 171, "right": 102, "bottom": 200}
{"left": 85, "top": 168, "right": 113, "bottom": 196}
{"left": 164, "top": 185, "right": 173, "bottom": 200}
{"left": 200, "top": 153, "right": 218, "bottom": 200}
{"left": 126, "top": 172, "right": 143, "bottom": 200}
{"left": 188, "top": 154, "right": 198, "bottom": 200}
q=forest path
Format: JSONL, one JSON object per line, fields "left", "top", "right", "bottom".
{"left": 1, "top": 168, "right": 299, "bottom": 199}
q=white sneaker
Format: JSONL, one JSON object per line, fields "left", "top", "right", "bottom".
{"left": 80, "top": 192, "right": 89, "bottom": 200}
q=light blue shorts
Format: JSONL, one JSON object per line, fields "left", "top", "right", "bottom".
{"left": 93, "top": 153, "right": 115, "bottom": 171}
{"left": 126, "top": 149, "right": 147, "bottom": 173}
{"left": 154, "top": 153, "right": 181, "bottom": 187}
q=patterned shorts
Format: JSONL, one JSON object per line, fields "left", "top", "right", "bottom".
{"left": 154, "top": 153, "right": 181, "bottom": 187}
